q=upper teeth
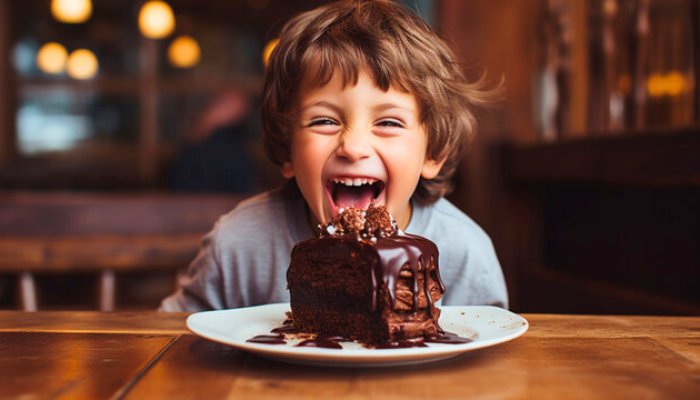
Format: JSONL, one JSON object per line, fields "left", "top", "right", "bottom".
{"left": 333, "top": 178, "right": 377, "bottom": 187}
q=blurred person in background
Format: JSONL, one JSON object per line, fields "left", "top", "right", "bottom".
{"left": 170, "top": 89, "right": 260, "bottom": 193}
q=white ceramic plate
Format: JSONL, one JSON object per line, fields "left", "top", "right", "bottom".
{"left": 186, "top": 303, "right": 528, "bottom": 367}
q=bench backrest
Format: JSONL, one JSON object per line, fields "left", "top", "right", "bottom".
{"left": 0, "top": 191, "right": 243, "bottom": 272}
{"left": 0, "top": 192, "right": 242, "bottom": 237}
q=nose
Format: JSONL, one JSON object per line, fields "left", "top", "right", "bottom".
{"left": 335, "top": 129, "right": 372, "bottom": 162}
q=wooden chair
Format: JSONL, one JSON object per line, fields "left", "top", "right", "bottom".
{"left": 0, "top": 192, "right": 242, "bottom": 311}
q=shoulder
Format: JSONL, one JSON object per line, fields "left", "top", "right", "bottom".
{"left": 413, "top": 198, "right": 499, "bottom": 271}
{"left": 210, "top": 187, "right": 293, "bottom": 249}
{"left": 416, "top": 199, "right": 508, "bottom": 307}
{"left": 419, "top": 198, "right": 494, "bottom": 248}
{"left": 220, "top": 189, "right": 286, "bottom": 228}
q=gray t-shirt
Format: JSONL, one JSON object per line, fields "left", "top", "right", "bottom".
{"left": 159, "top": 183, "right": 508, "bottom": 311}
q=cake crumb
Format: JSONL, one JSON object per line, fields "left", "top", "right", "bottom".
{"left": 320, "top": 204, "right": 397, "bottom": 240}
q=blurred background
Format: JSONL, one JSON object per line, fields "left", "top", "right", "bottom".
{"left": 0, "top": 0, "right": 697, "bottom": 314}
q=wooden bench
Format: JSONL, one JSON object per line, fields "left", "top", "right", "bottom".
{"left": 0, "top": 192, "right": 242, "bottom": 311}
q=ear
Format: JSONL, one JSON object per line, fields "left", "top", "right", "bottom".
{"left": 280, "top": 161, "right": 295, "bottom": 178}
{"left": 420, "top": 157, "right": 446, "bottom": 180}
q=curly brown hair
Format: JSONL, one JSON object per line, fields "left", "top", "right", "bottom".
{"left": 262, "top": 0, "right": 496, "bottom": 204}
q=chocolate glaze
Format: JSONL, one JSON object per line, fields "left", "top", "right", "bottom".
{"left": 306, "top": 234, "right": 445, "bottom": 316}
{"left": 372, "top": 234, "right": 444, "bottom": 315}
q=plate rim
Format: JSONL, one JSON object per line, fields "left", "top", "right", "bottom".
{"left": 186, "top": 303, "right": 528, "bottom": 365}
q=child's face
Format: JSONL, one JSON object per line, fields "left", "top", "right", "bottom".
{"left": 281, "top": 70, "right": 444, "bottom": 230}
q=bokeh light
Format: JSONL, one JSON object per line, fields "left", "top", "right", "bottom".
{"left": 138, "top": 1, "right": 176, "bottom": 39}
{"left": 67, "top": 49, "right": 99, "bottom": 80}
{"left": 36, "top": 42, "right": 68, "bottom": 74}
{"left": 168, "top": 36, "right": 201, "bottom": 68}
{"left": 51, "top": 0, "right": 92, "bottom": 23}
{"left": 647, "top": 72, "right": 688, "bottom": 98}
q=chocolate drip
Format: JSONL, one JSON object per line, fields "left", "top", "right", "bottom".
{"left": 371, "top": 234, "right": 444, "bottom": 315}
{"left": 292, "top": 235, "right": 444, "bottom": 314}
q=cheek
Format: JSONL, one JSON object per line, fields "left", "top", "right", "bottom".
{"left": 392, "top": 140, "right": 427, "bottom": 172}
{"left": 291, "top": 133, "right": 330, "bottom": 177}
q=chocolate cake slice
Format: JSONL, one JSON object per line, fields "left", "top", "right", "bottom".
{"left": 287, "top": 205, "right": 445, "bottom": 346}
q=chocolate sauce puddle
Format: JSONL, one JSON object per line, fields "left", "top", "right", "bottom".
{"left": 296, "top": 335, "right": 346, "bottom": 349}
{"left": 424, "top": 330, "right": 474, "bottom": 344}
{"left": 375, "top": 338, "right": 428, "bottom": 349}
{"left": 247, "top": 321, "right": 473, "bottom": 349}
{"left": 270, "top": 319, "right": 297, "bottom": 334}
{"left": 246, "top": 332, "right": 286, "bottom": 345}
{"left": 248, "top": 321, "right": 348, "bottom": 349}
{"left": 373, "top": 329, "right": 473, "bottom": 348}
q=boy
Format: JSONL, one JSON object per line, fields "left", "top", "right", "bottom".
{"left": 160, "top": 0, "right": 508, "bottom": 311}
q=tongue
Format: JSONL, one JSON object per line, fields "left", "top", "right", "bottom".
{"left": 334, "top": 185, "right": 375, "bottom": 210}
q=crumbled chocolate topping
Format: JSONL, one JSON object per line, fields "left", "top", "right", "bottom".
{"left": 321, "top": 204, "right": 397, "bottom": 239}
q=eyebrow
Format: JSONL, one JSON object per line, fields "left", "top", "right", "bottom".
{"left": 300, "top": 101, "right": 415, "bottom": 114}
{"left": 372, "top": 102, "right": 415, "bottom": 113}
{"left": 299, "top": 101, "right": 342, "bottom": 114}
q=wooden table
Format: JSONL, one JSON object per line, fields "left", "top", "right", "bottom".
{"left": 0, "top": 311, "right": 698, "bottom": 399}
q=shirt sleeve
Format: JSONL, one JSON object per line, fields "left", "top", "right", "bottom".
{"left": 425, "top": 201, "right": 509, "bottom": 309}
{"left": 158, "top": 228, "right": 227, "bottom": 312}
{"left": 441, "top": 233, "right": 509, "bottom": 309}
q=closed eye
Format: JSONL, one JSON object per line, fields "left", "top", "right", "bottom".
{"left": 307, "top": 118, "right": 338, "bottom": 127}
{"left": 376, "top": 119, "right": 405, "bottom": 128}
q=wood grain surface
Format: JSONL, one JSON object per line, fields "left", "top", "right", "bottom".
{"left": 0, "top": 311, "right": 698, "bottom": 400}
{"left": 0, "top": 311, "right": 191, "bottom": 334}
{"left": 0, "top": 332, "right": 175, "bottom": 400}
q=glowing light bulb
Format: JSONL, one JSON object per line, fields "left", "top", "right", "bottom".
{"left": 665, "top": 72, "right": 685, "bottom": 97}
{"left": 67, "top": 49, "right": 98, "bottom": 80}
{"left": 36, "top": 42, "right": 68, "bottom": 74}
{"left": 51, "top": 0, "right": 92, "bottom": 24}
{"left": 262, "top": 38, "right": 279, "bottom": 68}
{"left": 168, "top": 36, "right": 201, "bottom": 68}
{"left": 139, "top": 1, "right": 176, "bottom": 39}
{"left": 646, "top": 74, "right": 664, "bottom": 97}
{"left": 647, "top": 71, "right": 688, "bottom": 97}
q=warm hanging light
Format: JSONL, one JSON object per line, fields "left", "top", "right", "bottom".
{"left": 262, "top": 38, "right": 279, "bottom": 68}
{"left": 138, "top": 1, "right": 176, "bottom": 39}
{"left": 168, "top": 35, "right": 201, "bottom": 68}
{"left": 664, "top": 72, "right": 686, "bottom": 97}
{"left": 647, "top": 72, "right": 688, "bottom": 98}
{"left": 67, "top": 49, "right": 99, "bottom": 80}
{"left": 51, "top": 0, "right": 92, "bottom": 24}
{"left": 36, "top": 42, "right": 68, "bottom": 74}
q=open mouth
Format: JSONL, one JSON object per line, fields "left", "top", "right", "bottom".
{"left": 326, "top": 177, "right": 385, "bottom": 212}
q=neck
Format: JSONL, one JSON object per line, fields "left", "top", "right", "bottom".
{"left": 395, "top": 203, "right": 412, "bottom": 231}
